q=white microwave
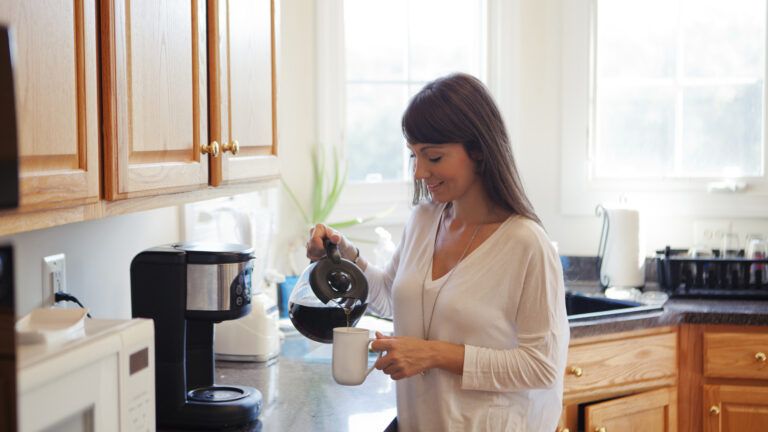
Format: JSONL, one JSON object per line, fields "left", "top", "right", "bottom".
{"left": 16, "top": 318, "right": 155, "bottom": 431}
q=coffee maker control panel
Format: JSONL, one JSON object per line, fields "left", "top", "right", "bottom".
{"left": 232, "top": 266, "right": 252, "bottom": 308}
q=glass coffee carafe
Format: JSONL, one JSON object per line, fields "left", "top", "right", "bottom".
{"left": 288, "top": 240, "right": 369, "bottom": 343}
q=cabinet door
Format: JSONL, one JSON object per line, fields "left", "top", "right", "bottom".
{"left": 0, "top": 0, "right": 100, "bottom": 211}
{"left": 704, "top": 384, "right": 768, "bottom": 432}
{"left": 586, "top": 387, "right": 677, "bottom": 432}
{"left": 209, "top": 0, "right": 278, "bottom": 187}
{"left": 102, "top": 0, "right": 210, "bottom": 200}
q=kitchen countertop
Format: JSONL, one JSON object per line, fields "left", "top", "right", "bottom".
{"left": 214, "top": 318, "right": 396, "bottom": 432}
{"left": 213, "top": 293, "right": 768, "bottom": 431}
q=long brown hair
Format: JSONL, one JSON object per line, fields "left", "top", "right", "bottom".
{"left": 402, "top": 73, "right": 540, "bottom": 224}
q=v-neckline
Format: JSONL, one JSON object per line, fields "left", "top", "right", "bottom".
{"left": 426, "top": 203, "right": 510, "bottom": 282}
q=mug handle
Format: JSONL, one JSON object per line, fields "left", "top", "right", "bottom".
{"left": 365, "top": 338, "right": 383, "bottom": 377}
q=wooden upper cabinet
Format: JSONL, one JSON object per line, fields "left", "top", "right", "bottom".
{"left": 208, "top": 0, "right": 278, "bottom": 187}
{"left": 0, "top": 0, "right": 100, "bottom": 211}
{"left": 101, "top": 0, "right": 210, "bottom": 200}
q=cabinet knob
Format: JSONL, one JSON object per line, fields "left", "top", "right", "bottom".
{"left": 558, "top": 429, "right": 570, "bottom": 432}
{"left": 709, "top": 405, "right": 720, "bottom": 416}
{"left": 756, "top": 352, "right": 767, "bottom": 362}
{"left": 568, "top": 366, "right": 583, "bottom": 377}
{"left": 595, "top": 427, "right": 607, "bottom": 432}
{"left": 222, "top": 140, "right": 240, "bottom": 155}
{"left": 201, "top": 141, "right": 220, "bottom": 157}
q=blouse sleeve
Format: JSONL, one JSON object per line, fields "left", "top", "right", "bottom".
{"left": 362, "top": 228, "right": 405, "bottom": 319}
{"left": 460, "top": 239, "right": 570, "bottom": 392}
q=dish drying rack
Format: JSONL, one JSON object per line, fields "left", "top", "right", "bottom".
{"left": 656, "top": 246, "right": 768, "bottom": 300}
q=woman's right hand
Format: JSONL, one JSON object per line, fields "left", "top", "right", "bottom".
{"left": 306, "top": 223, "right": 345, "bottom": 261}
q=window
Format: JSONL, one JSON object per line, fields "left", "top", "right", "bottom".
{"left": 561, "top": 0, "right": 768, "bottom": 216}
{"left": 344, "top": 0, "right": 486, "bottom": 182}
{"left": 593, "top": 0, "right": 765, "bottom": 179}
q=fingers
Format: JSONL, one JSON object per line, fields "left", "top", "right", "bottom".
{"left": 305, "top": 223, "right": 343, "bottom": 260}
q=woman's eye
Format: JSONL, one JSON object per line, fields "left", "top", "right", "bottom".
{"left": 428, "top": 156, "right": 442, "bottom": 163}
{"left": 408, "top": 153, "right": 415, "bottom": 159}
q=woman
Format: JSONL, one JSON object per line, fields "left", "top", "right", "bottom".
{"left": 307, "top": 73, "right": 569, "bottom": 431}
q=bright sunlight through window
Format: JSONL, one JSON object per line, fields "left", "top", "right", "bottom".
{"left": 593, "top": 0, "right": 766, "bottom": 179}
{"left": 344, "top": 0, "right": 485, "bottom": 182}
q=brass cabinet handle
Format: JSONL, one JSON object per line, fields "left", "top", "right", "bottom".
{"left": 559, "top": 429, "right": 570, "bottom": 432}
{"left": 201, "top": 141, "right": 220, "bottom": 157}
{"left": 709, "top": 405, "right": 720, "bottom": 415}
{"left": 756, "top": 352, "right": 767, "bottom": 362}
{"left": 222, "top": 140, "right": 239, "bottom": 155}
{"left": 568, "top": 366, "right": 583, "bottom": 377}
{"left": 595, "top": 427, "right": 607, "bottom": 432}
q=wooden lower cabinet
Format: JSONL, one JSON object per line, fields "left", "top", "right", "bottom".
{"left": 558, "top": 327, "right": 678, "bottom": 432}
{"left": 703, "top": 385, "right": 768, "bottom": 432}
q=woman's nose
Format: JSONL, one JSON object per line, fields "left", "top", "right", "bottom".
{"left": 413, "top": 158, "right": 429, "bottom": 180}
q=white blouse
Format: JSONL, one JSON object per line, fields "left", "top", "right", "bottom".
{"left": 364, "top": 202, "right": 570, "bottom": 432}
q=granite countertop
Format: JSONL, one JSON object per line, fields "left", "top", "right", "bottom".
{"left": 214, "top": 318, "right": 397, "bottom": 432}
{"left": 212, "top": 292, "right": 768, "bottom": 431}
{"left": 566, "top": 283, "right": 768, "bottom": 338}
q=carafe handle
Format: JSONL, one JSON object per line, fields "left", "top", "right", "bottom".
{"left": 325, "top": 239, "right": 342, "bottom": 264}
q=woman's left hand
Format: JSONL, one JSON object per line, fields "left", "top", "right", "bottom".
{"left": 371, "top": 332, "right": 435, "bottom": 380}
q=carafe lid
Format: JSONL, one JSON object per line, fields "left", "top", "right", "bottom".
{"left": 309, "top": 241, "right": 368, "bottom": 304}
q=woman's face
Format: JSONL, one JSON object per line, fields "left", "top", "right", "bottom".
{"left": 408, "top": 142, "right": 481, "bottom": 203}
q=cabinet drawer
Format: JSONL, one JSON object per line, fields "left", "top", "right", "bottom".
{"left": 565, "top": 332, "right": 677, "bottom": 399}
{"left": 704, "top": 332, "right": 768, "bottom": 380}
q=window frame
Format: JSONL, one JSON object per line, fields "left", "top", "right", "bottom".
{"left": 561, "top": 0, "right": 768, "bottom": 217}
{"left": 323, "top": 0, "right": 518, "bottom": 224}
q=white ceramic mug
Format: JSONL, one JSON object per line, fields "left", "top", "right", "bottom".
{"left": 332, "top": 327, "right": 382, "bottom": 386}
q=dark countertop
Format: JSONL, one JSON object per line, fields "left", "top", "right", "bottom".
{"left": 214, "top": 293, "right": 768, "bottom": 431}
{"left": 214, "top": 321, "right": 396, "bottom": 432}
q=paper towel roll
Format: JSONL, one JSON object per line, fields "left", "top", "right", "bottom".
{"left": 598, "top": 206, "right": 645, "bottom": 288}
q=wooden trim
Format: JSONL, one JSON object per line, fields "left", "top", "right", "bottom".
{"left": 0, "top": 179, "right": 279, "bottom": 237}
{"left": 570, "top": 325, "right": 677, "bottom": 347}
{"left": 100, "top": 0, "right": 119, "bottom": 200}
{"left": 74, "top": 0, "right": 87, "bottom": 170}
{"left": 678, "top": 324, "right": 703, "bottom": 432}
{"left": 207, "top": 0, "right": 223, "bottom": 187}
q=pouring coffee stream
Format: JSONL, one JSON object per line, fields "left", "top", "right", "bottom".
{"left": 288, "top": 239, "right": 369, "bottom": 343}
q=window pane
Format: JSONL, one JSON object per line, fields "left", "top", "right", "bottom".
{"left": 408, "top": 0, "right": 483, "bottom": 81}
{"left": 594, "top": 0, "right": 765, "bottom": 180}
{"left": 597, "top": 0, "right": 677, "bottom": 79}
{"left": 596, "top": 86, "right": 675, "bottom": 178}
{"left": 682, "top": 0, "right": 765, "bottom": 78}
{"left": 345, "top": 0, "right": 408, "bottom": 81}
{"left": 346, "top": 84, "right": 409, "bottom": 181}
{"left": 681, "top": 84, "right": 763, "bottom": 176}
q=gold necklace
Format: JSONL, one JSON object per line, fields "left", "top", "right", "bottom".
{"left": 421, "top": 210, "right": 481, "bottom": 342}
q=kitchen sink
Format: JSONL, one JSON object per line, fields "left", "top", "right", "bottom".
{"left": 565, "top": 291, "right": 664, "bottom": 321}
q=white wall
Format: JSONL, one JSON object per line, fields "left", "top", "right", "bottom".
{"left": 1, "top": 207, "right": 181, "bottom": 317}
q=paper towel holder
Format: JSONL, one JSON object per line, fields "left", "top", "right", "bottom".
{"left": 596, "top": 204, "right": 645, "bottom": 293}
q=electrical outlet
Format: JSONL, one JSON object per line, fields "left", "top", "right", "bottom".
{"left": 42, "top": 253, "right": 66, "bottom": 307}
{"left": 693, "top": 220, "right": 732, "bottom": 250}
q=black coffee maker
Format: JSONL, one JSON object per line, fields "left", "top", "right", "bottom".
{"left": 131, "top": 242, "right": 262, "bottom": 429}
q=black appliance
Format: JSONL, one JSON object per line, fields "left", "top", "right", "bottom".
{"left": 131, "top": 243, "right": 262, "bottom": 429}
{"left": 0, "top": 25, "right": 18, "bottom": 210}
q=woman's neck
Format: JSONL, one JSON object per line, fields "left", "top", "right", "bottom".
{"left": 445, "top": 194, "right": 509, "bottom": 229}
